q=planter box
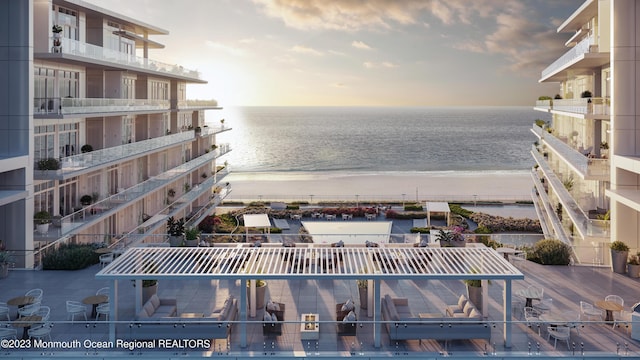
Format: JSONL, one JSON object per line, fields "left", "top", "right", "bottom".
{"left": 611, "top": 250, "right": 628, "bottom": 274}
{"left": 628, "top": 264, "right": 640, "bottom": 278}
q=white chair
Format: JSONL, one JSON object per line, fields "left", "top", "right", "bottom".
{"left": 28, "top": 322, "right": 52, "bottom": 341}
{"left": 66, "top": 300, "right": 87, "bottom": 322}
{"left": 547, "top": 325, "right": 570, "bottom": 349}
{"left": 96, "top": 302, "right": 110, "bottom": 321}
{"left": 528, "top": 285, "right": 544, "bottom": 299}
{"left": 17, "top": 302, "right": 41, "bottom": 318}
{"left": 25, "top": 288, "right": 43, "bottom": 303}
{"left": 605, "top": 294, "right": 624, "bottom": 329}
{"left": 524, "top": 306, "right": 543, "bottom": 335}
{"left": 34, "top": 305, "right": 50, "bottom": 322}
{"left": 580, "top": 301, "right": 603, "bottom": 322}
{"left": 534, "top": 298, "right": 553, "bottom": 313}
{"left": 0, "top": 327, "right": 17, "bottom": 340}
{"left": 0, "top": 302, "right": 10, "bottom": 321}
{"left": 565, "top": 310, "right": 581, "bottom": 335}
{"left": 511, "top": 251, "right": 527, "bottom": 268}
{"left": 96, "top": 287, "right": 110, "bottom": 301}
{"left": 99, "top": 253, "right": 114, "bottom": 267}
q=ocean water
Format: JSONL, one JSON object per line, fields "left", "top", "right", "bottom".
{"left": 211, "top": 106, "right": 549, "bottom": 173}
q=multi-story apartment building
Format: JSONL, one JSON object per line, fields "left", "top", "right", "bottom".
{"left": 2, "top": 0, "right": 231, "bottom": 268}
{"left": 532, "top": 0, "right": 640, "bottom": 264}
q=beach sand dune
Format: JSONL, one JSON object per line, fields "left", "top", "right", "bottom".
{"left": 224, "top": 171, "right": 533, "bottom": 203}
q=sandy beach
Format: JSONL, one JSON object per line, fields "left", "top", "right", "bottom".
{"left": 224, "top": 170, "right": 533, "bottom": 203}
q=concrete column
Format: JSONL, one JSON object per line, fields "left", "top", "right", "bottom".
{"left": 0, "top": 0, "right": 34, "bottom": 268}
{"left": 503, "top": 280, "right": 512, "bottom": 348}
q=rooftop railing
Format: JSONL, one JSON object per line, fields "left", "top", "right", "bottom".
{"left": 553, "top": 98, "right": 610, "bottom": 116}
{"left": 176, "top": 99, "right": 219, "bottom": 109}
{"left": 541, "top": 35, "right": 595, "bottom": 80}
{"left": 55, "top": 37, "right": 201, "bottom": 80}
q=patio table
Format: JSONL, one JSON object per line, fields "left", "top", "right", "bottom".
{"left": 12, "top": 315, "right": 42, "bottom": 339}
{"left": 83, "top": 294, "right": 108, "bottom": 318}
{"left": 595, "top": 300, "right": 623, "bottom": 323}
{"left": 516, "top": 288, "right": 542, "bottom": 308}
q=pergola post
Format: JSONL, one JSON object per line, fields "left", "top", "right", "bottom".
{"left": 373, "top": 277, "right": 381, "bottom": 348}
{"left": 249, "top": 277, "right": 257, "bottom": 318}
{"left": 109, "top": 280, "right": 117, "bottom": 343}
{"left": 504, "top": 279, "right": 513, "bottom": 348}
{"left": 240, "top": 278, "right": 248, "bottom": 348}
{"left": 134, "top": 279, "right": 142, "bottom": 315}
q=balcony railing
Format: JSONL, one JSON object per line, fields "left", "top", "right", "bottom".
{"left": 176, "top": 99, "right": 218, "bottom": 109}
{"left": 530, "top": 169, "right": 571, "bottom": 245}
{"left": 531, "top": 124, "right": 609, "bottom": 179}
{"left": 57, "top": 146, "right": 231, "bottom": 236}
{"left": 531, "top": 146, "right": 609, "bottom": 240}
{"left": 541, "top": 35, "right": 595, "bottom": 79}
{"left": 34, "top": 97, "right": 170, "bottom": 115}
{"left": 54, "top": 37, "right": 201, "bottom": 80}
{"left": 553, "top": 98, "right": 610, "bottom": 116}
{"left": 34, "top": 131, "right": 194, "bottom": 178}
{"left": 200, "top": 125, "right": 231, "bottom": 137}
{"left": 534, "top": 99, "right": 552, "bottom": 110}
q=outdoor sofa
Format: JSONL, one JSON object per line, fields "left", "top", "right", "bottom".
{"left": 128, "top": 295, "right": 238, "bottom": 340}
{"left": 380, "top": 294, "right": 491, "bottom": 341}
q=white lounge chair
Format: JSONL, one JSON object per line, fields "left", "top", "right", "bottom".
{"left": 66, "top": 300, "right": 87, "bottom": 322}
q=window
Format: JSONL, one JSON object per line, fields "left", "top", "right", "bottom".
{"left": 34, "top": 181, "right": 55, "bottom": 214}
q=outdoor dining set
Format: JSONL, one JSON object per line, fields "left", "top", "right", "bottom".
{"left": 517, "top": 285, "right": 628, "bottom": 349}
{"left": 0, "top": 287, "right": 111, "bottom": 341}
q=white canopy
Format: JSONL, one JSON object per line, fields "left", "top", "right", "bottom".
{"left": 243, "top": 214, "right": 271, "bottom": 241}
{"left": 302, "top": 221, "right": 392, "bottom": 244}
{"left": 425, "top": 201, "right": 451, "bottom": 226}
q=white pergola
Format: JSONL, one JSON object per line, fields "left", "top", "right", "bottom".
{"left": 302, "top": 221, "right": 392, "bottom": 244}
{"left": 242, "top": 214, "right": 271, "bottom": 240}
{"left": 97, "top": 244, "right": 523, "bottom": 348}
{"left": 425, "top": 201, "right": 451, "bottom": 226}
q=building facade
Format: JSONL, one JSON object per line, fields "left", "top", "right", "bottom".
{"left": 532, "top": 0, "right": 640, "bottom": 264}
{"left": 2, "top": 0, "right": 231, "bottom": 268}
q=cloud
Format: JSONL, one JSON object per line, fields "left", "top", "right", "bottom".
{"left": 239, "top": 38, "right": 256, "bottom": 44}
{"left": 363, "top": 61, "right": 398, "bottom": 69}
{"left": 290, "top": 45, "right": 323, "bottom": 56}
{"left": 333, "top": 82, "right": 347, "bottom": 88}
{"left": 352, "top": 40, "right": 372, "bottom": 50}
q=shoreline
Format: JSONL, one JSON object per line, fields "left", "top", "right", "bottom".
{"left": 223, "top": 170, "right": 533, "bottom": 203}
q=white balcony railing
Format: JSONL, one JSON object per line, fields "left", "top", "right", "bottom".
{"left": 541, "top": 36, "right": 595, "bottom": 80}
{"left": 176, "top": 99, "right": 219, "bottom": 109}
{"left": 552, "top": 98, "right": 610, "bottom": 116}
{"left": 55, "top": 37, "right": 201, "bottom": 80}
{"left": 58, "top": 146, "right": 231, "bottom": 236}
{"left": 535, "top": 99, "right": 552, "bottom": 110}
{"left": 531, "top": 146, "right": 609, "bottom": 240}
{"left": 34, "top": 97, "right": 170, "bottom": 115}
{"left": 532, "top": 124, "right": 609, "bottom": 179}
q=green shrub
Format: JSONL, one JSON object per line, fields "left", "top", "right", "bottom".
{"left": 404, "top": 204, "right": 423, "bottom": 211}
{"left": 610, "top": 240, "right": 629, "bottom": 252}
{"left": 42, "top": 244, "right": 99, "bottom": 270}
{"left": 527, "top": 239, "right": 571, "bottom": 265}
{"left": 410, "top": 227, "right": 431, "bottom": 233}
{"left": 449, "top": 204, "right": 473, "bottom": 218}
{"left": 474, "top": 225, "right": 492, "bottom": 234}
{"left": 270, "top": 227, "right": 283, "bottom": 234}
{"left": 476, "top": 235, "right": 501, "bottom": 249}
{"left": 286, "top": 205, "right": 300, "bottom": 210}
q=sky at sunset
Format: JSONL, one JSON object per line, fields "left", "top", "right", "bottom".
{"left": 85, "top": 0, "right": 584, "bottom": 107}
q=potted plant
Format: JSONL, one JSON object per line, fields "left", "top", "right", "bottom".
{"left": 81, "top": 144, "right": 93, "bottom": 153}
{"left": 52, "top": 25, "right": 62, "bottom": 51}
{"left": 166, "top": 216, "right": 185, "bottom": 247}
{"left": 34, "top": 210, "right": 52, "bottom": 234}
{"left": 37, "top": 158, "right": 60, "bottom": 171}
{"left": 139, "top": 260, "right": 159, "bottom": 303}
{"left": 184, "top": 227, "right": 200, "bottom": 247}
{"left": 167, "top": 188, "right": 176, "bottom": 198}
{"left": 628, "top": 253, "right": 640, "bottom": 278}
{"left": 357, "top": 278, "right": 368, "bottom": 310}
{"left": 0, "top": 250, "right": 14, "bottom": 278}
{"left": 80, "top": 194, "right": 92, "bottom": 206}
{"left": 610, "top": 240, "right": 630, "bottom": 274}
{"left": 247, "top": 278, "right": 267, "bottom": 309}
{"left": 463, "top": 276, "right": 489, "bottom": 311}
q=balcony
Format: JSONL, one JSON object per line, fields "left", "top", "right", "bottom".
{"left": 34, "top": 97, "right": 170, "bottom": 116}
{"left": 53, "top": 147, "right": 231, "bottom": 237}
{"left": 199, "top": 125, "right": 231, "bottom": 137}
{"left": 530, "top": 171, "right": 569, "bottom": 244}
{"left": 34, "top": 131, "right": 195, "bottom": 180}
{"left": 540, "top": 36, "right": 609, "bottom": 82}
{"left": 534, "top": 98, "right": 610, "bottom": 119}
{"left": 531, "top": 146, "right": 609, "bottom": 241}
{"left": 531, "top": 124, "right": 609, "bottom": 180}
{"left": 45, "top": 38, "right": 202, "bottom": 81}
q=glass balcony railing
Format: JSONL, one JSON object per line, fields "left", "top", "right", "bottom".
{"left": 541, "top": 35, "right": 595, "bottom": 79}
{"left": 200, "top": 125, "right": 231, "bottom": 137}
{"left": 55, "top": 37, "right": 201, "bottom": 80}
{"left": 34, "top": 131, "right": 195, "bottom": 178}
{"left": 552, "top": 98, "right": 610, "bottom": 116}
{"left": 531, "top": 146, "right": 609, "bottom": 240}
{"left": 57, "top": 146, "right": 231, "bottom": 235}
{"left": 34, "top": 97, "right": 171, "bottom": 115}
{"left": 176, "top": 99, "right": 219, "bottom": 109}
{"left": 531, "top": 124, "right": 609, "bottom": 179}
{"left": 534, "top": 99, "right": 552, "bottom": 110}
{"left": 529, "top": 168, "right": 570, "bottom": 245}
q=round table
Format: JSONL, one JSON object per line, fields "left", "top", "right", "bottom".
{"left": 516, "top": 288, "right": 543, "bottom": 308}
{"left": 594, "top": 300, "right": 623, "bottom": 323}
{"left": 7, "top": 296, "right": 35, "bottom": 307}
{"left": 83, "top": 294, "right": 108, "bottom": 318}
{"left": 94, "top": 248, "right": 112, "bottom": 254}
{"left": 497, "top": 247, "right": 517, "bottom": 260}
{"left": 12, "top": 315, "right": 42, "bottom": 339}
